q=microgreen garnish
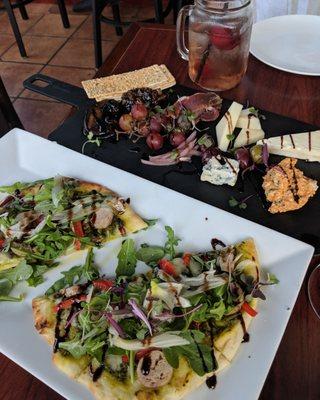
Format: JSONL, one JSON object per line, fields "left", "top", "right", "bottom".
{"left": 229, "top": 195, "right": 254, "bottom": 210}
{"left": 226, "top": 133, "right": 236, "bottom": 141}
{"left": 82, "top": 131, "right": 102, "bottom": 154}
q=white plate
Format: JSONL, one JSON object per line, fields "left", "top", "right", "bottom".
{"left": 0, "top": 129, "right": 314, "bottom": 400}
{"left": 250, "top": 15, "right": 320, "bottom": 75}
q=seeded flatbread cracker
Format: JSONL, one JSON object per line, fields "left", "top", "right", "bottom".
{"left": 82, "top": 64, "right": 176, "bottom": 102}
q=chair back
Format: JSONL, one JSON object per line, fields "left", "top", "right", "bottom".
{"left": 0, "top": 76, "right": 23, "bottom": 136}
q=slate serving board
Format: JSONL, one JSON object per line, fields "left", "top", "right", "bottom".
{"left": 24, "top": 76, "right": 319, "bottom": 252}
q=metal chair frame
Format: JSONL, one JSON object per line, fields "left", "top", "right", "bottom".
{"left": 0, "top": 76, "right": 23, "bottom": 137}
{"left": 2, "top": 0, "right": 70, "bottom": 58}
{"left": 92, "top": 0, "right": 185, "bottom": 68}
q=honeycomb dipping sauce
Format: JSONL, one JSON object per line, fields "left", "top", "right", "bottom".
{"left": 177, "top": 0, "right": 254, "bottom": 91}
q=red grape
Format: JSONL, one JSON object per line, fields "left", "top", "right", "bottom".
{"left": 149, "top": 115, "right": 162, "bottom": 132}
{"left": 119, "top": 114, "right": 133, "bottom": 132}
{"left": 137, "top": 121, "right": 150, "bottom": 137}
{"left": 146, "top": 131, "right": 164, "bottom": 150}
{"left": 131, "top": 103, "right": 148, "bottom": 120}
{"left": 170, "top": 130, "right": 186, "bottom": 147}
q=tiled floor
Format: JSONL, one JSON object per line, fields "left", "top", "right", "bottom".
{"left": 0, "top": 0, "right": 169, "bottom": 137}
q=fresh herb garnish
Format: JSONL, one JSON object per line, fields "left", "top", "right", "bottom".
{"left": 0, "top": 260, "right": 32, "bottom": 301}
{"left": 82, "top": 131, "right": 102, "bottom": 154}
{"left": 116, "top": 239, "right": 137, "bottom": 277}
{"left": 164, "top": 226, "right": 180, "bottom": 259}
{"left": 226, "top": 133, "right": 236, "bottom": 141}
{"left": 45, "top": 248, "right": 98, "bottom": 295}
{"left": 228, "top": 195, "right": 254, "bottom": 210}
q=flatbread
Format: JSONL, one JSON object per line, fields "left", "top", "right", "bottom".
{"left": 32, "top": 239, "right": 260, "bottom": 400}
{"left": 0, "top": 177, "right": 147, "bottom": 272}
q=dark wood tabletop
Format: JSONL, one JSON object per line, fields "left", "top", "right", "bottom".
{"left": 1, "top": 22, "right": 319, "bottom": 400}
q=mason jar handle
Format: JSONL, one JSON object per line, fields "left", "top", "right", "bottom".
{"left": 176, "top": 5, "right": 194, "bottom": 61}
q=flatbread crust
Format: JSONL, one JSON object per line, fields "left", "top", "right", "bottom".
{"left": 32, "top": 238, "right": 259, "bottom": 400}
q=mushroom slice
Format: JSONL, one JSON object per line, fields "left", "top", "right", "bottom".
{"left": 93, "top": 206, "right": 114, "bottom": 230}
{"left": 137, "top": 350, "right": 173, "bottom": 388}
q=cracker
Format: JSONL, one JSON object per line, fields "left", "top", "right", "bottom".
{"left": 82, "top": 64, "right": 176, "bottom": 101}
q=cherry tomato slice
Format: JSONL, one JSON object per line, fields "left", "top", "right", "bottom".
{"left": 182, "top": 253, "right": 192, "bottom": 266}
{"left": 74, "top": 239, "right": 81, "bottom": 251}
{"left": 93, "top": 279, "right": 114, "bottom": 291}
{"left": 73, "top": 221, "right": 84, "bottom": 237}
{"left": 159, "top": 259, "right": 177, "bottom": 277}
{"left": 241, "top": 301, "right": 258, "bottom": 317}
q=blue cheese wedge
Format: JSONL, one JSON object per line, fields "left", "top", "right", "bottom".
{"left": 216, "top": 102, "right": 243, "bottom": 151}
{"left": 258, "top": 130, "right": 320, "bottom": 162}
{"left": 236, "top": 109, "right": 262, "bottom": 130}
{"left": 201, "top": 156, "right": 239, "bottom": 186}
{"left": 233, "top": 128, "right": 265, "bottom": 149}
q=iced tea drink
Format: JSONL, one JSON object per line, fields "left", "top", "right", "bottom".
{"left": 177, "top": 1, "right": 254, "bottom": 91}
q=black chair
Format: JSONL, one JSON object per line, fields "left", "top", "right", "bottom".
{"left": 0, "top": 76, "right": 23, "bottom": 137}
{"left": 2, "top": 0, "right": 70, "bottom": 58}
{"left": 92, "top": 0, "right": 186, "bottom": 69}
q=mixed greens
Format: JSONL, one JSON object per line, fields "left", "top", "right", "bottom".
{"left": 0, "top": 177, "right": 131, "bottom": 300}
{"left": 46, "top": 227, "right": 277, "bottom": 386}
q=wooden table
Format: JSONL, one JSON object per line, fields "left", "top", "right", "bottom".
{"left": 1, "top": 23, "right": 319, "bottom": 400}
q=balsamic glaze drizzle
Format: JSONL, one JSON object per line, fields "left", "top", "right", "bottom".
{"left": 141, "top": 354, "right": 152, "bottom": 376}
{"left": 206, "top": 374, "right": 217, "bottom": 389}
{"left": 91, "top": 344, "right": 108, "bottom": 382}
{"left": 239, "top": 314, "right": 250, "bottom": 343}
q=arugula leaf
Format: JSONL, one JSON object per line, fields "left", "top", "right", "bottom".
{"left": 83, "top": 248, "right": 99, "bottom": 281}
{"left": 0, "top": 278, "right": 23, "bottom": 302}
{"left": 143, "top": 218, "right": 158, "bottom": 228}
{"left": 0, "top": 260, "right": 33, "bottom": 283}
{"left": 164, "top": 226, "right": 180, "bottom": 259}
{"left": 0, "top": 294, "right": 23, "bottom": 302}
{"left": 0, "top": 278, "right": 12, "bottom": 295}
{"left": 116, "top": 239, "right": 137, "bottom": 277}
{"left": 165, "top": 331, "right": 217, "bottom": 376}
{"left": 0, "top": 181, "right": 26, "bottom": 193}
{"left": 163, "top": 348, "right": 179, "bottom": 369}
{"left": 136, "top": 245, "right": 164, "bottom": 264}
{"left": 59, "top": 335, "right": 87, "bottom": 359}
{"left": 267, "top": 273, "right": 279, "bottom": 284}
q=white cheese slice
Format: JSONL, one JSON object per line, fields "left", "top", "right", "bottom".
{"left": 257, "top": 130, "right": 320, "bottom": 162}
{"left": 233, "top": 128, "right": 265, "bottom": 149}
{"left": 236, "top": 108, "right": 262, "bottom": 130}
{"left": 201, "top": 156, "right": 239, "bottom": 187}
{"left": 216, "top": 102, "right": 243, "bottom": 151}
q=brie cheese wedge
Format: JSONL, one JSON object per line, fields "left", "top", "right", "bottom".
{"left": 257, "top": 130, "right": 320, "bottom": 162}
{"left": 216, "top": 102, "right": 243, "bottom": 151}
{"left": 201, "top": 156, "right": 239, "bottom": 186}
{"left": 233, "top": 128, "right": 265, "bottom": 149}
{"left": 236, "top": 109, "right": 262, "bottom": 130}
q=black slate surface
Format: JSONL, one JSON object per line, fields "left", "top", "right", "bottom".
{"left": 49, "top": 85, "right": 320, "bottom": 253}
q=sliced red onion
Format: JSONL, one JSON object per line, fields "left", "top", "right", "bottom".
{"left": 141, "top": 131, "right": 200, "bottom": 167}
{"left": 105, "top": 313, "right": 126, "bottom": 338}
{"left": 128, "top": 298, "right": 153, "bottom": 336}
{"left": 65, "top": 309, "right": 82, "bottom": 329}
{"left": 152, "top": 304, "right": 203, "bottom": 321}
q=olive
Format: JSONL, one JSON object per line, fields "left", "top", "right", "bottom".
{"left": 250, "top": 145, "right": 263, "bottom": 164}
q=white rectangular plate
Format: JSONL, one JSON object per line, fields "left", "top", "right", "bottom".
{"left": 0, "top": 129, "right": 314, "bottom": 400}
